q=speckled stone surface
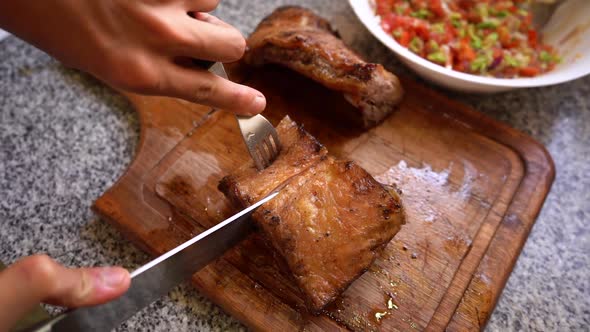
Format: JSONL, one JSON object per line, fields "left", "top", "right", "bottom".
{"left": 1, "top": 1, "right": 588, "bottom": 331}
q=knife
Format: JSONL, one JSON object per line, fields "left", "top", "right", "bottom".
{"left": 25, "top": 191, "right": 278, "bottom": 332}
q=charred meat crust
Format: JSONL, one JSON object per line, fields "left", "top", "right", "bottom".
{"left": 251, "top": 157, "right": 405, "bottom": 312}
{"left": 244, "top": 6, "right": 404, "bottom": 128}
{"left": 219, "top": 116, "right": 405, "bottom": 312}
{"left": 256, "top": 5, "right": 338, "bottom": 36}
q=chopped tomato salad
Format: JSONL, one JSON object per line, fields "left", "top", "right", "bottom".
{"left": 376, "top": 0, "right": 560, "bottom": 78}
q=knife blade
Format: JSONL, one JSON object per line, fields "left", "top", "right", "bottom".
{"left": 27, "top": 191, "right": 278, "bottom": 332}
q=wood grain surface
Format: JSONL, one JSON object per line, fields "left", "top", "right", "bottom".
{"left": 93, "top": 62, "right": 554, "bottom": 331}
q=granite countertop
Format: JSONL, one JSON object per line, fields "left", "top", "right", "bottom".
{"left": 1, "top": 1, "right": 588, "bottom": 331}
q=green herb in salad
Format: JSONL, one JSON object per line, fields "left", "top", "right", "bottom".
{"left": 427, "top": 51, "right": 447, "bottom": 64}
{"left": 471, "top": 55, "right": 489, "bottom": 73}
{"left": 477, "top": 20, "right": 499, "bottom": 30}
{"left": 409, "top": 37, "right": 424, "bottom": 54}
{"left": 410, "top": 8, "right": 431, "bottom": 19}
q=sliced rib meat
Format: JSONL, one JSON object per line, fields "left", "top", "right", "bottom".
{"left": 219, "top": 116, "right": 405, "bottom": 312}
{"left": 244, "top": 6, "right": 404, "bottom": 128}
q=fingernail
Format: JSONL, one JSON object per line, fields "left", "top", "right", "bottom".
{"left": 252, "top": 93, "right": 266, "bottom": 113}
{"left": 99, "top": 268, "right": 128, "bottom": 289}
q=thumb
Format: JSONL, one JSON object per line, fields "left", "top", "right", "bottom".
{"left": 0, "top": 255, "right": 130, "bottom": 331}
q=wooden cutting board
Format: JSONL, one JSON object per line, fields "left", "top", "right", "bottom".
{"left": 93, "top": 62, "right": 554, "bottom": 331}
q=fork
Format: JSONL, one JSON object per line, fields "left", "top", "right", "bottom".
{"left": 196, "top": 60, "right": 281, "bottom": 170}
{"left": 235, "top": 114, "right": 281, "bottom": 170}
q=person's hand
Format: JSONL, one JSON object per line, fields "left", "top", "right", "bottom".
{"left": 0, "top": 0, "right": 266, "bottom": 115}
{"left": 0, "top": 255, "right": 130, "bottom": 331}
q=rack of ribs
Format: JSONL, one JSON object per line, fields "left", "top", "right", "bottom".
{"left": 219, "top": 116, "right": 405, "bottom": 312}
{"left": 244, "top": 6, "right": 404, "bottom": 128}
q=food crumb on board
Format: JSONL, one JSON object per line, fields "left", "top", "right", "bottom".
{"left": 387, "top": 297, "right": 398, "bottom": 310}
{"left": 374, "top": 311, "right": 388, "bottom": 322}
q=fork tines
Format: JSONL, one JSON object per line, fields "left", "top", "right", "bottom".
{"left": 236, "top": 114, "right": 282, "bottom": 171}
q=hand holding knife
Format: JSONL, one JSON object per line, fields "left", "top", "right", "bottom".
{"left": 26, "top": 191, "right": 278, "bottom": 332}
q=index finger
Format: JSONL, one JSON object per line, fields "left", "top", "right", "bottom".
{"left": 161, "top": 62, "right": 266, "bottom": 115}
{"left": 184, "top": 0, "right": 220, "bottom": 12}
{"left": 0, "top": 255, "right": 130, "bottom": 331}
{"left": 192, "top": 12, "right": 232, "bottom": 27}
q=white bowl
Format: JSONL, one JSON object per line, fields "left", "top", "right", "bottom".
{"left": 348, "top": 0, "right": 590, "bottom": 93}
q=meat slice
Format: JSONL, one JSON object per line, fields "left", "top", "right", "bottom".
{"left": 219, "top": 116, "right": 405, "bottom": 312}
{"left": 219, "top": 115, "right": 327, "bottom": 207}
{"left": 244, "top": 6, "right": 404, "bottom": 128}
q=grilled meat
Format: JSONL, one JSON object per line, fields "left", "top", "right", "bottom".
{"left": 244, "top": 6, "right": 404, "bottom": 128}
{"left": 219, "top": 116, "right": 327, "bottom": 207}
{"left": 219, "top": 116, "right": 405, "bottom": 312}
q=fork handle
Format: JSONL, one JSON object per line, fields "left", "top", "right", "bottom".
{"left": 192, "top": 59, "right": 215, "bottom": 70}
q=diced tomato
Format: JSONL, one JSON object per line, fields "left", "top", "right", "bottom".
{"left": 447, "top": 1, "right": 459, "bottom": 11}
{"left": 382, "top": 14, "right": 430, "bottom": 45}
{"left": 509, "top": 40, "right": 520, "bottom": 49}
{"left": 528, "top": 30, "right": 538, "bottom": 48}
{"left": 375, "top": 0, "right": 394, "bottom": 16}
{"left": 499, "top": 26, "right": 519, "bottom": 49}
{"left": 519, "top": 67, "right": 540, "bottom": 77}
{"left": 413, "top": 0, "right": 428, "bottom": 8}
{"left": 429, "top": 0, "right": 445, "bottom": 17}
{"left": 452, "top": 60, "right": 470, "bottom": 73}
{"left": 458, "top": 39, "right": 476, "bottom": 61}
{"left": 380, "top": 13, "right": 396, "bottom": 33}
{"left": 498, "top": 26, "right": 511, "bottom": 45}
{"left": 493, "top": 48, "right": 503, "bottom": 59}
{"left": 457, "top": 0, "right": 475, "bottom": 11}
{"left": 399, "top": 30, "right": 412, "bottom": 47}
{"left": 414, "top": 21, "right": 431, "bottom": 40}
{"left": 465, "top": 11, "right": 481, "bottom": 23}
